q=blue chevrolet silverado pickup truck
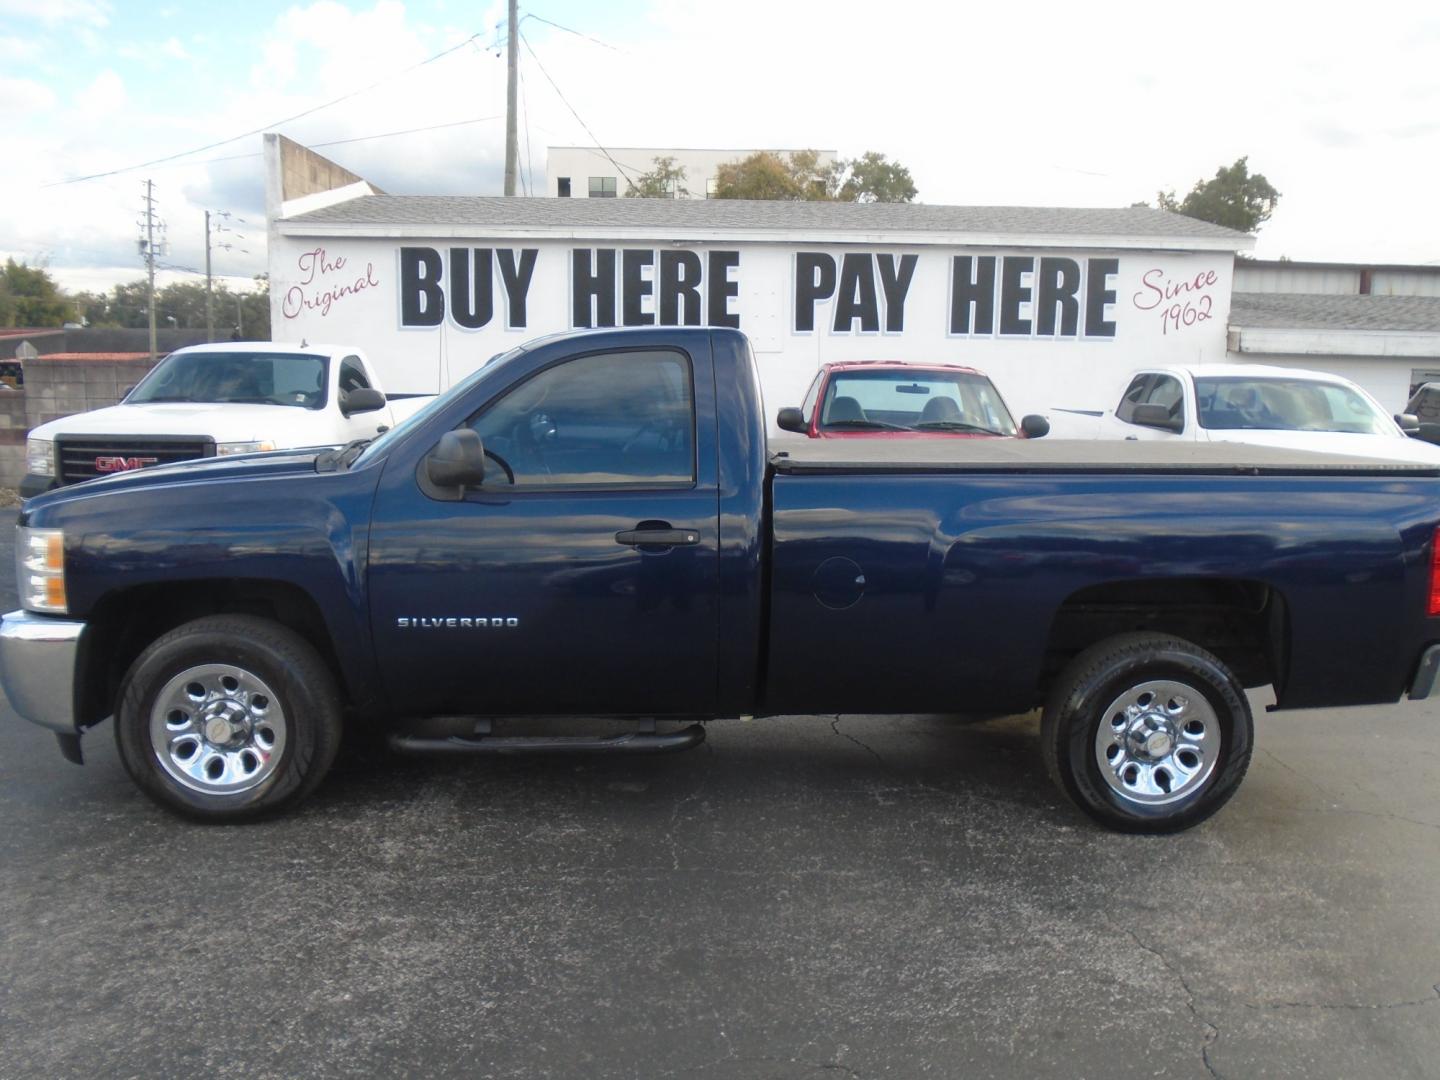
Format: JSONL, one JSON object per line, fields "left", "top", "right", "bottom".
{"left": 5, "top": 327, "right": 1440, "bottom": 832}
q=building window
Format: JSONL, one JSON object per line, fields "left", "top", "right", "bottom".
{"left": 557, "top": 177, "right": 571, "bottom": 197}
{"left": 588, "top": 176, "right": 617, "bottom": 198}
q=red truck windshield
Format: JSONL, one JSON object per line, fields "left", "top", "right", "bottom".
{"left": 819, "top": 369, "right": 1017, "bottom": 435}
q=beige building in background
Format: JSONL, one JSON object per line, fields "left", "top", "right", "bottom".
{"left": 544, "top": 146, "right": 837, "bottom": 199}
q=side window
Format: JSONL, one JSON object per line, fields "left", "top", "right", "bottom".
{"left": 339, "top": 356, "right": 372, "bottom": 394}
{"left": 1116, "top": 375, "right": 1151, "bottom": 423}
{"left": 470, "top": 350, "right": 694, "bottom": 488}
{"left": 800, "top": 371, "right": 824, "bottom": 425}
{"left": 1146, "top": 375, "right": 1184, "bottom": 417}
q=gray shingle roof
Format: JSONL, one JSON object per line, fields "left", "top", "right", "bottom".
{"left": 284, "top": 195, "right": 1250, "bottom": 241}
{"left": 1230, "top": 292, "right": 1440, "bottom": 333}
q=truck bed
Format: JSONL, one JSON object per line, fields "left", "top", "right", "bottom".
{"left": 770, "top": 438, "right": 1440, "bottom": 475}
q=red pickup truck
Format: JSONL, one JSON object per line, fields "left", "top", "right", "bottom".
{"left": 776, "top": 361, "right": 1049, "bottom": 440}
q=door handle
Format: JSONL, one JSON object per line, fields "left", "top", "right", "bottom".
{"left": 615, "top": 527, "right": 700, "bottom": 547}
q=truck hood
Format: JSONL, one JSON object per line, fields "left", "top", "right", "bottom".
{"left": 1204, "top": 428, "right": 1440, "bottom": 463}
{"left": 23, "top": 447, "right": 326, "bottom": 511}
{"left": 29, "top": 402, "right": 330, "bottom": 443}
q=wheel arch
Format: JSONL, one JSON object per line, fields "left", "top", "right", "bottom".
{"left": 1039, "top": 576, "right": 1289, "bottom": 702}
{"left": 77, "top": 578, "right": 365, "bottom": 730}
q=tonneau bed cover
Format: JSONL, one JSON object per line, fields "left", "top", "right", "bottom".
{"left": 769, "top": 439, "right": 1440, "bottom": 476}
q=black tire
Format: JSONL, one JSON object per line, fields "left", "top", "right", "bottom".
{"left": 1040, "top": 633, "right": 1252, "bottom": 833}
{"left": 114, "top": 615, "right": 343, "bottom": 821}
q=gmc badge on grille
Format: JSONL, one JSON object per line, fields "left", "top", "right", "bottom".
{"left": 95, "top": 456, "right": 159, "bottom": 472}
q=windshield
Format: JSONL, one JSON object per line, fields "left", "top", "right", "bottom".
{"left": 818, "top": 368, "right": 1017, "bottom": 435}
{"left": 128, "top": 351, "right": 329, "bottom": 409}
{"left": 1195, "top": 377, "right": 1395, "bottom": 435}
{"left": 351, "top": 347, "right": 527, "bottom": 468}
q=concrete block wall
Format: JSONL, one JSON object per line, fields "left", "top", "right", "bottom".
{"left": 0, "top": 392, "right": 27, "bottom": 486}
{"left": 0, "top": 357, "right": 160, "bottom": 489}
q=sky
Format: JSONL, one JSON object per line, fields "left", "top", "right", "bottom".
{"left": 2, "top": 0, "right": 1438, "bottom": 298}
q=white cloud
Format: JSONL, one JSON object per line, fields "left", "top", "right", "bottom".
{"left": 73, "top": 69, "right": 126, "bottom": 116}
{"left": 0, "top": 75, "right": 56, "bottom": 112}
{"left": 0, "top": 0, "right": 108, "bottom": 24}
{"left": 0, "top": 33, "right": 42, "bottom": 61}
{"left": 160, "top": 35, "right": 188, "bottom": 60}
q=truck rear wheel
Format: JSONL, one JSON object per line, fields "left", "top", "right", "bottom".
{"left": 1040, "top": 633, "right": 1252, "bottom": 833}
{"left": 114, "top": 615, "right": 342, "bottom": 821}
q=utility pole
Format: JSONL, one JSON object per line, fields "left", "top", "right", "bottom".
{"left": 204, "top": 210, "right": 213, "bottom": 343}
{"left": 204, "top": 211, "right": 245, "bottom": 342}
{"left": 504, "top": 0, "right": 518, "bottom": 196}
{"left": 139, "top": 179, "right": 160, "bottom": 361}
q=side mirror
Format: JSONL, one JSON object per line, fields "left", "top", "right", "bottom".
{"left": 1416, "top": 422, "right": 1440, "bottom": 445}
{"left": 1020, "top": 414, "right": 1050, "bottom": 439}
{"left": 776, "top": 407, "right": 808, "bottom": 434}
{"left": 1396, "top": 413, "right": 1421, "bottom": 435}
{"left": 426, "top": 429, "right": 486, "bottom": 490}
{"left": 341, "top": 387, "right": 387, "bottom": 417}
{"left": 120, "top": 384, "right": 135, "bottom": 400}
{"left": 1131, "top": 403, "right": 1183, "bottom": 433}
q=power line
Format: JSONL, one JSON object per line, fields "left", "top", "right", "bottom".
{"left": 521, "top": 12, "right": 623, "bottom": 52}
{"left": 519, "top": 31, "right": 635, "bottom": 188}
{"left": 45, "top": 32, "right": 484, "bottom": 187}
{"left": 519, "top": 59, "right": 534, "bottom": 196}
{"left": 314, "top": 114, "right": 504, "bottom": 151}
{"left": 47, "top": 114, "right": 507, "bottom": 178}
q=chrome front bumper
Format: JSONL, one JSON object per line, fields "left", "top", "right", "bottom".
{"left": 0, "top": 610, "right": 87, "bottom": 733}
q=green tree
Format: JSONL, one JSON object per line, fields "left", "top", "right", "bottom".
{"left": 107, "top": 280, "right": 155, "bottom": 328}
{"left": 0, "top": 259, "right": 69, "bottom": 328}
{"left": 712, "top": 149, "right": 916, "bottom": 203}
{"left": 625, "top": 155, "right": 690, "bottom": 198}
{"left": 1156, "top": 157, "right": 1280, "bottom": 233}
{"left": 713, "top": 151, "right": 816, "bottom": 200}
{"left": 70, "top": 289, "right": 121, "bottom": 327}
{"left": 837, "top": 152, "right": 917, "bottom": 203}
{"left": 236, "top": 274, "right": 271, "bottom": 340}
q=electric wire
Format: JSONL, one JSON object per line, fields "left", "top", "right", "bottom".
{"left": 519, "top": 31, "right": 635, "bottom": 188}
{"left": 45, "top": 32, "right": 484, "bottom": 187}
{"left": 521, "top": 12, "right": 623, "bottom": 52}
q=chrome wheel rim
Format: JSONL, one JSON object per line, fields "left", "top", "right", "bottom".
{"left": 1093, "top": 679, "right": 1218, "bottom": 806}
{"left": 149, "top": 664, "right": 287, "bottom": 795}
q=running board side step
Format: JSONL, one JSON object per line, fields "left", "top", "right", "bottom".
{"left": 388, "top": 723, "right": 706, "bottom": 756}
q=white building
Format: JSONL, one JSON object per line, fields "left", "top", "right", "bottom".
{"left": 544, "top": 146, "right": 838, "bottom": 199}
{"left": 1226, "top": 259, "right": 1440, "bottom": 409}
{"left": 267, "top": 136, "right": 1252, "bottom": 421}
{"left": 261, "top": 135, "right": 1440, "bottom": 424}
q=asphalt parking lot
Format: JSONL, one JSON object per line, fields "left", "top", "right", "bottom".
{"left": 2, "top": 526, "right": 1439, "bottom": 1079}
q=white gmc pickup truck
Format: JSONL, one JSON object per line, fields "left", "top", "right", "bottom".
{"left": 22, "top": 342, "right": 433, "bottom": 497}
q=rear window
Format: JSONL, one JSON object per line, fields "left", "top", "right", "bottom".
{"left": 819, "top": 368, "right": 1017, "bottom": 435}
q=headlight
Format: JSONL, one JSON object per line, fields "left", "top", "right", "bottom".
{"left": 26, "top": 438, "right": 54, "bottom": 477}
{"left": 17, "top": 526, "right": 66, "bottom": 613}
{"left": 216, "top": 440, "right": 276, "bottom": 456}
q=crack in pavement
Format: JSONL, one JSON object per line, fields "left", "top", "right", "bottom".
{"left": 829, "top": 715, "right": 887, "bottom": 770}
{"left": 1241, "top": 984, "right": 1440, "bottom": 1012}
{"left": 1125, "top": 929, "right": 1224, "bottom": 1080}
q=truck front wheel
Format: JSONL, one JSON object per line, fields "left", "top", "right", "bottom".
{"left": 114, "top": 615, "right": 342, "bottom": 820}
{"left": 1040, "top": 633, "right": 1253, "bottom": 833}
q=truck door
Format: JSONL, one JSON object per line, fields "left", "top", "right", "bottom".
{"left": 366, "top": 343, "right": 720, "bottom": 718}
{"left": 1112, "top": 372, "right": 1190, "bottom": 441}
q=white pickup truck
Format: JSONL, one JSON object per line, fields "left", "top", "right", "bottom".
{"left": 22, "top": 342, "right": 433, "bottom": 496}
{"left": 1049, "top": 362, "right": 1440, "bottom": 464}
